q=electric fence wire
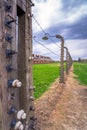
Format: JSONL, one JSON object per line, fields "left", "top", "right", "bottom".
{"left": 4, "top": 18, "right": 60, "bottom": 60}
{"left": 33, "top": 50, "right": 57, "bottom": 58}
{"left": 16, "top": 0, "right": 61, "bottom": 49}
{"left": 15, "top": 21, "right": 61, "bottom": 59}
{"left": 0, "top": 0, "right": 67, "bottom": 60}
{"left": 0, "top": 1, "right": 62, "bottom": 59}
{"left": 0, "top": 0, "right": 60, "bottom": 49}
{"left": 2, "top": 0, "right": 73, "bottom": 107}
{"left": 32, "top": 15, "right": 61, "bottom": 48}
{"left": 15, "top": 0, "right": 73, "bottom": 76}
{"left": 0, "top": 1, "right": 72, "bottom": 130}
{"left": 7, "top": 0, "right": 61, "bottom": 50}
{"left": 9, "top": 0, "right": 61, "bottom": 49}
{"left": 34, "top": 38, "right": 67, "bottom": 59}
{"left": 33, "top": 47, "right": 54, "bottom": 56}
{"left": 34, "top": 38, "right": 60, "bottom": 57}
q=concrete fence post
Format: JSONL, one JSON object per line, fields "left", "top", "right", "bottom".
{"left": 56, "top": 35, "right": 65, "bottom": 84}
{"left": 64, "top": 47, "right": 69, "bottom": 75}
{"left": 68, "top": 52, "right": 73, "bottom": 70}
{"left": 0, "top": 0, "right": 35, "bottom": 130}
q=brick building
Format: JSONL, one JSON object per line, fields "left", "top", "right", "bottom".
{"left": 32, "top": 54, "right": 54, "bottom": 64}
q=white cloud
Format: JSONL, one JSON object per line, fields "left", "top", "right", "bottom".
{"left": 61, "top": 28, "right": 70, "bottom": 37}
{"left": 33, "top": 40, "right": 61, "bottom": 60}
{"left": 32, "top": 1, "right": 87, "bottom": 60}
{"left": 33, "top": 39, "right": 87, "bottom": 60}
{"left": 65, "top": 39, "right": 87, "bottom": 59}
{"left": 65, "top": 5, "right": 87, "bottom": 24}
{"left": 32, "top": 0, "right": 62, "bottom": 32}
{"left": 32, "top": 0, "right": 87, "bottom": 33}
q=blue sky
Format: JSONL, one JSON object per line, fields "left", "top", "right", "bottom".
{"left": 32, "top": 0, "right": 87, "bottom": 60}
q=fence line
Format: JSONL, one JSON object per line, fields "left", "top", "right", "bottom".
{"left": 0, "top": 1, "right": 73, "bottom": 130}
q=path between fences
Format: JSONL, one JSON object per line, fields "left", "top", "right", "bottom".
{"left": 34, "top": 67, "right": 87, "bottom": 130}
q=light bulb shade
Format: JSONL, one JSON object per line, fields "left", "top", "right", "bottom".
{"left": 42, "top": 36, "right": 48, "bottom": 40}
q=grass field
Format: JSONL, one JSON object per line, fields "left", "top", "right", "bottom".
{"left": 33, "top": 63, "right": 60, "bottom": 99}
{"left": 74, "top": 62, "right": 87, "bottom": 86}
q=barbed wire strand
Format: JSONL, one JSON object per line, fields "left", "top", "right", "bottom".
{"left": 32, "top": 15, "right": 61, "bottom": 48}
{"left": 34, "top": 38, "right": 60, "bottom": 57}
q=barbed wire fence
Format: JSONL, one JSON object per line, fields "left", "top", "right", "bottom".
{"left": 0, "top": 0, "right": 73, "bottom": 130}
{"left": 32, "top": 14, "right": 73, "bottom": 84}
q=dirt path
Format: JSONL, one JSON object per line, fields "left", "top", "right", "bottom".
{"left": 34, "top": 68, "right": 87, "bottom": 130}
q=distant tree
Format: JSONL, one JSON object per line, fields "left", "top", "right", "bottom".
{"left": 78, "top": 57, "right": 81, "bottom": 62}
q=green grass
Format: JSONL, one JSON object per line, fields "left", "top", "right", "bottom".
{"left": 74, "top": 62, "right": 87, "bottom": 85}
{"left": 33, "top": 63, "right": 60, "bottom": 99}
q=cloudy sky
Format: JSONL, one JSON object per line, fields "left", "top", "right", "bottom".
{"left": 32, "top": 0, "right": 87, "bottom": 60}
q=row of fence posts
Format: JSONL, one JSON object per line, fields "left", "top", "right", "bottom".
{"left": 0, "top": 0, "right": 72, "bottom": 129}
{"left": 59, "top": 36, "right": 73, "bottom": 84}
{"left": 42, "top": 34, "right": 73, "bottom": 84}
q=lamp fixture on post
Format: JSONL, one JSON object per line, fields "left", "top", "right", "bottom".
{"left": 42, "top": 34, "right": 65, "bottom": 84}
{"left": 56, "top": 35, "right": 64, "bottom": 84}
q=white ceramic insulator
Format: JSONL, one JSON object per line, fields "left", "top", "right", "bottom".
{"left": 19, "top": 124, "right": 24, "bottom": 130}
{"left": 28, "top": 14, "right": 31, "bottom": 17}
{"left": 28, "top": 14, "right": 33, "bottom": 17}
{"left": 30, "top": 96, "right": 34, "bottom": 100}
{"left": 12, "top": 79, "right": 22, "bottom": 88}
{"left": 17, "top": 109, "right": 26, "bottom": 120}
{"left": 22, "top": 113, "right": 26, "bottom": 119}
{"left": 16, "top": 81, "right": 22, "bottom": 87}
{"left": 17, "top": 110, "right": 24, "bottom": 119}
{"left": 14, "top": 121, "right": 23, "bottom": 130}
{"left": 29, "top": 86, "right": 34, "bottom": 90}
{"left": 29, "top": 57, "right": 33, "bottom": 60}
{"left": 14, "top": 121, "right": 21, "bottom": 129}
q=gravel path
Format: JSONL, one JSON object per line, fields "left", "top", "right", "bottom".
{"left": 34, "top": 68, "right": 87, "bottom": 130}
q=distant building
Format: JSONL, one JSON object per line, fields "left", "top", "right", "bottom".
{"left": 32, "top": 54, "right": 54, "bottom": 64}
